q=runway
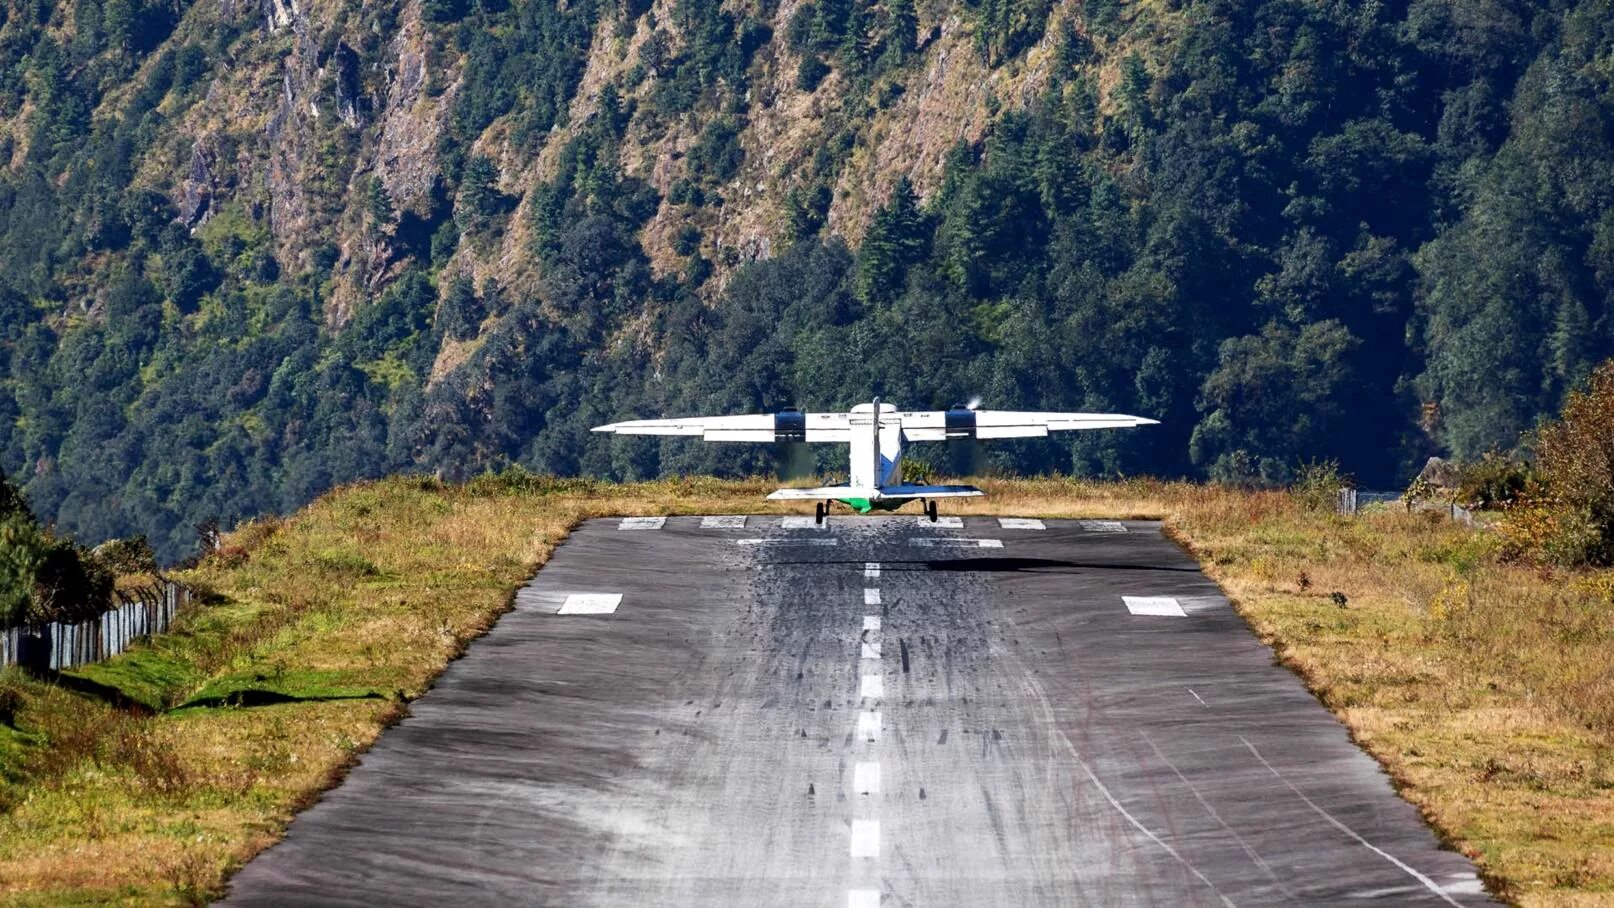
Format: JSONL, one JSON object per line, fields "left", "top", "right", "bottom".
{"left": 220, "top": 517, "right": 1495, "bottom": 906}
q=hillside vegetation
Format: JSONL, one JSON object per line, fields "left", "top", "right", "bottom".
{"left": 0, "top": 0, "right": 1612, "bottom": 560}
{"left": 0, "top": 476, "right": 1609, "bottom": 904}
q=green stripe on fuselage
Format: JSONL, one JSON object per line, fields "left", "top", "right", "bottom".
{"left": 836, "top": 497, "right": 908, "bottom": 514}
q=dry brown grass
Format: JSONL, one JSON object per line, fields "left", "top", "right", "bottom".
{"left": 0, "top": 474, "right": 1610, "bottom": 905}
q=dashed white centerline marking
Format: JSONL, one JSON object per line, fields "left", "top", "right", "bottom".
{"left": 850, "top": 819, "right": 881, "bottom": 857}
{"left": 619, "top": 516, "right": 666, "bottom": 530}
{"left": 857, "top": 710, "right": 881, "bottom": 741}
{"left": 853, "top": 761, "right": 882, "bottom": 794}
{"left": 998, "top": 517, "right": 1045, "bottom": 529}
{"left": 864, "top": 588, "right": 882, "bottom": 606}
{"left": 860, "top": 675, "right": 884, "bottom": 698}
{"left": 863, "top": 616, "right": 881, "bottom": 631}
{"left": 780, "top": 516, "right": 826, "bottom": 530}
{"left": 1188, "top": 688, "right": 1207, "bottom": 706}
{"left": 861, "top": 641, "right": 881, "bottom": 659}
{"left": 848, "top": 890, "right": 880, "bottom": 908}
{"left": 909, "top": 538, "right": 1002, "bottom": 548}
{"left": 735, "top": 538, "right": 838, "bottom": 547}
{"left": 700, "top": 515, "right": 746, "bottom": 528}
{"left": 556, "top": 593, "right": 622, "bottom": 615}
{"left": 1124, "top": 596, "right": 1187, "bottom": 617}
{"left": 917, "top": 515, "right": 964, "bottom": 527}
{"left": 864, "top": 562, "right": 881, "bottom": 579}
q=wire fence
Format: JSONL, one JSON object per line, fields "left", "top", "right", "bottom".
{"left": 0, "top": 582, "right": 191, "bottom": 671}
{"left": 1337, "top": 488, "right": 1474, "bottom": 526}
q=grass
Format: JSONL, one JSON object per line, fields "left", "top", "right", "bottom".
{"left": 0, "top": 473, "right": 1610, "bottom": 905}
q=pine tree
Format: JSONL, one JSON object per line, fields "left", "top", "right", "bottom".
{"left": 456, "top": 155, "right": 504, "bottom": 232}
{"left": 855, "top": 177, "right": 928, "bottom": 306}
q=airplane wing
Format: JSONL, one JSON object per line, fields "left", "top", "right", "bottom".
{"left": 766, "top": 486, "right": 877, "bottom": 501}
{"left": 766, "top": 484, "right": 984, "bottom": 501}
{"left": 899, "top": 409, "right": 1158, "bottom": 441}
{"left": 593, "top": 410, "right": 851, "bottom": 443}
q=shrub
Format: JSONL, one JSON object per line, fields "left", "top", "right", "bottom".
{"left": 0, "top": 514, "right": 114, "bottom": 627}
{"left": 93, "top": 536, "right": 158, "bottom": 576}
{"left": 1290, "top": 459, "right": 1348, "bottom": 512}
{"left": 0, "top": 473, "right": 31, "bottom": 522}
{"left": 1504, "top": 361, "right": 1614, "bottom": 565}
{"left": 1455, "top": 452, "right": 1533, "bottom": 510}
{"left": 797, "top": 55, "right": 830, "bottom": 91}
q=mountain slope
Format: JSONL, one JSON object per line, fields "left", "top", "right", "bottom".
{"left": 0, "top": 0, "right": 1611, "bottom": 559}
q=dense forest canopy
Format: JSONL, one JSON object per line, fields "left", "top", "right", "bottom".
{"left": 0, "top": 0, "right": 1610, "bottom": 560}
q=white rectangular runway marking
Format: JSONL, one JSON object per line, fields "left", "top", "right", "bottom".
{"left": 1079, "top": 520, "right": 1128, "bottom": 533}
{"left": 861, "top": 641, "right": 881, "bottom": 659}
{"left": 780, "top": 516, "right": 825, "bottom": 529}
{"left": 735, "top": 538, "right": 838, "bottom": 547}
{"left": 860, "top": 675, "right": 884, "bottom": 698}
{"left": 918, "top": 515, "right": 964, "bottom": 527}
{"left": 909, "top": 538, "right": 1003, "bottom": 548}
{"left": 863, "top": 616, "right": 881, "bottom": 631}
{"left": 848, "top": 890, "right": 881, "bottom": 908}
{"left": 864, "top": 562, "right": 880, "bottom": 579}
{"left": 850, "top": 819, "right": 881, "bottom": 857}
{"left": 1124, "top": 596, "right": 1187, "bottom": 617}
{"left": 858, "top": 710, "right": 881, "bottom": 741}
{"left": 853, "top": 761, "right": 881, "bottom": 794}
{"left": 864, "top": 588, "right": 881, "bottom": 606}
{"left": 556, "top": 593, "right": 622, "bottom": 615}
{"left": 700, "top": 515, "right": 746, "bottom": 528}
{"left": 998, "top": 517, "right": 1045, "bottom": 529}
{"left": 618, "top": 516, "right": 665, "bottom": 530}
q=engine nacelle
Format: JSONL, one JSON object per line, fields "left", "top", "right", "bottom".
{"left": 773, "top": 407, "right": 807, "bottom": 443}
{"left": 944, "top": 404, "right": 977, "bottom": 439}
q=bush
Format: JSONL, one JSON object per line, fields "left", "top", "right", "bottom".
{"left": 797, "top": 56, "right": 830, "bottom": 91}
{"left": 1290, "top": 459, "right": 1349, "bottom": 512}
{"left": 0, "top": 473, "right": 31, "bottom": 522}
{"left": 1455, "top": 452, "right": 1533, "bottom": 510}
{"left": 1505, "top": 361, "right": 1614, "bottom": 565}
{"left": 93, "top": 536, "right": 158, "bottom": 576}
{"left": 0, "top": 514, "right": 114, "bottom": 627}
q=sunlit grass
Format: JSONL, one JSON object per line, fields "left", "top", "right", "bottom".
{"left": 0, "top": 474, "right": 1610, "bottom": 904}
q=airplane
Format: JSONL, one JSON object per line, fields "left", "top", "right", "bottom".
{"left": 592, "top": 399, "right": 1159, "bottom": 523}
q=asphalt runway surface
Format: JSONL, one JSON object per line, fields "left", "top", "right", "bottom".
{"left": 221, "top": 516, "right": 1495, "bottom": 907}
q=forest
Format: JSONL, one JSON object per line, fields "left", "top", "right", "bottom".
{"left": 0, "top": 0, "right": 1610, "bottom": 560}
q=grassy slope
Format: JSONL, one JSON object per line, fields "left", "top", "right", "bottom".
{"left": 0, "top": 475, "right": 1610, "bottom": 905}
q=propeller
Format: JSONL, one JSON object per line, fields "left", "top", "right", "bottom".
{"left": 773, "top": 406, "right": 817, "bottom": 480}
{"left": 947, "top": 397, "right": 986, "bottom": 477}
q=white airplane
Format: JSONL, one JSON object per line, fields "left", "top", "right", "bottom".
{"left": 593, "top": 399, "right": 1159, "bottom": 523}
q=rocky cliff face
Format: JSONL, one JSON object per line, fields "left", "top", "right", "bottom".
{"left": 38, "top": 0, "right": 1110, "bottom": 322}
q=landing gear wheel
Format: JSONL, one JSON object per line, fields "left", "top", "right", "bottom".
{"left": 926, "top": 500, "right": 939, "bottom": 523}
{"left": 815, "top": 502, "right": 827, "bottom": 525}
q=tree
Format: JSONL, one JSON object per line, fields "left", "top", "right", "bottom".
{"left": 439, "top": 274, "right": 484, "bottom": 341}
{"left": 366, "top": 175, "right": 396, "bottom": 229}
{"left": 456, "top": 154, "right": 506, "bottom": 232}
{"left": 1190, "top": 320, "right": 1360, "bottom": 484}
{"left": 855, "top": 177, "right": 928, "bottom": 306}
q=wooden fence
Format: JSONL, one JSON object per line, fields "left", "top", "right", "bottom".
{"left": 0, "top": 582, "right": 190, "bottom": 671}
